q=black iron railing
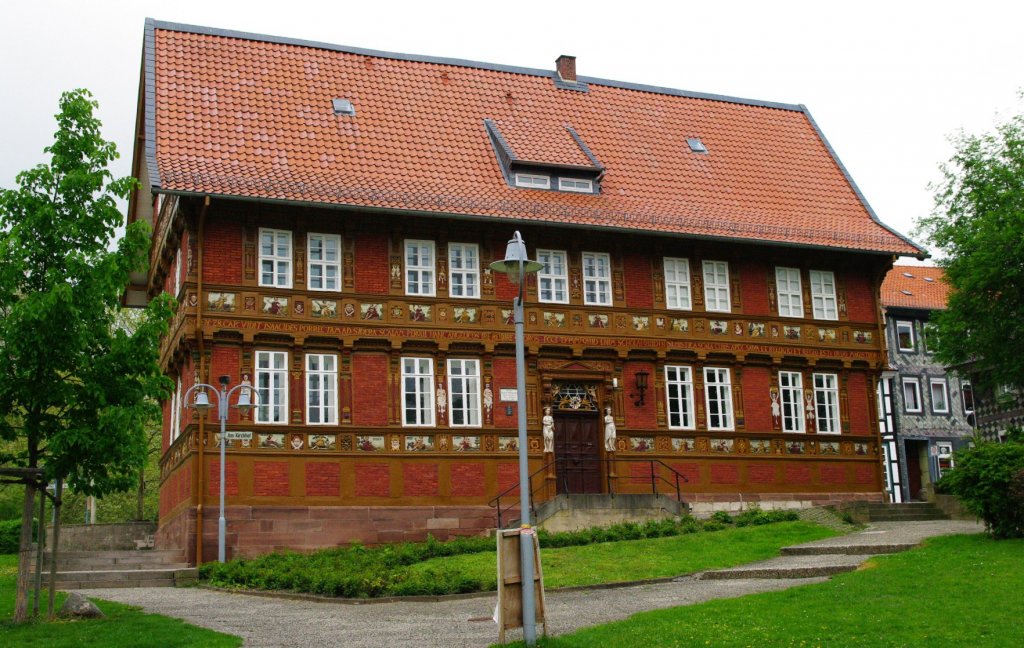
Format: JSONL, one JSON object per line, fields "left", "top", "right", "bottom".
{"left": 488, "top": 458, "right": 690, "bottom": 529}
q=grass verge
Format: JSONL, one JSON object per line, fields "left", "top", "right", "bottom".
{"left": 505, "top": 533, "right": 1024, "bottom": 647}
{"left": 0, "top": 554, "right": 240, "bottom": 647}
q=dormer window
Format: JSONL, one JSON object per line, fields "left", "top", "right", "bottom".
{"left": 558, "top": 177, "right": 593, "bottom": 193}
{"left": 515, "top": 173, "right": 550, "bottom": 189}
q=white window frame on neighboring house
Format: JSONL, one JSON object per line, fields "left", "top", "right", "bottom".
{"left": 809, "top": 270, "right": 838, "bottom": 320}
{"left": 582, "top": 252, "right": 612, "bottom": 306}
{"left": 558, "top": 177, "right": 593, "bottom": 193}
{"left": 814, "top": 373, "right": 840, "bottom": 434}
{"left": 779, "top": 371, "right": 804, "bottom": 433}
{"left": 515, "top": 173, "right": 550, "bottom": 189}
{"left": 306, "top": 353, "right": 338, "bottom": 425}
{"left": 961, "top": 381, "right": 975, "bottom": 416}
{"left": 537, "top": 249, "right": 569, "bottom": 304}
{"left": 448, "top": 243, "right": 480, "bottom": 299}
{"left": 902, "top": 377, "right": 922, "bottom": 413}
{"left": 307, "top": 233, "right": 341, "bottom": 292}
{"left": 703, "top": 260, "right": 731, "bottom": 313}
{"left": 259, "top": 228, "right": 293, "bottom": 288}
{"left": 447, "top": 359, "right": 481, "bottom": 427}
{"left": 703, "top": 367, "right": 734, "bottom": 431}
{"left": 664, "top": 257, "right": 692, "bottom": 310}
{"left": 896, "top": 320, "right": 915, "bottom": 352}
{"left": 255, "top": 350, "right": 289, "bottom": 424}
{"left": 401, "top": 357, "right": 435, "bottom": 427}
{"left": 930, "top": 378, "right": 950, "bottom": 414}
{"left": 775, "top": 267, "right": 803, "bottom": 317}
{"left": 404, "top": 239, "right": 436, "bottom": 297}
{"left": 664, "top": 365, "right": 695, "bottom": 430}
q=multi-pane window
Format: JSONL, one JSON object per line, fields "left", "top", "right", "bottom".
{"left": 582, "top": 252, "right": 612, "bottom": 305}
{"left": 255, "top": 350, "right": 289, "bottom": 424}
{"left": 307, "top": 233, "right": 341, "bottom": 291}
{"left": 173, "top": 248, "right": 182, "bottom": 296}
{"left": 809, "top": 270, "right": 838, "bottom": 320}
{"left": 558, "top": 177, "right": 593, "bottom": 193}
{"left": 448, "top": 243, "right": 480, "bottom": 299}
{"left": 779, "top": 371, "right": 804, "bottom": 433}
{"left": 665, "top": 365, "right": 695, "bottom": 429}
{"left": 961, "top": 381, "right": 975, "bottom": 415}
{"left": 775, "top": 267, "right": 803, "bottom": 317}
{"left": 703, "top": 367, "right": 734, "bottom": 431}
{"left": 896, "top": 321, "right": 915, "bottom": 351}
{"left": 170, "top": 376, "right": 182, "bottom": 443}
{"left": 902, "top": 377, "right": 922, "bottom": 413}
{"left": 930, "top": 379, "right": 949, "bottom": 414}
{"left": 814, "top": 373, "right": 840, "bottom": 434}
{"left": 306, "top": 354, "right": 338, "bottom": 425}
{"left": 515, "top": 173, "right": 550, "bottom": 189}
{"left": 401, "top": 357, "right": 435, "bottom": 426}
{"left": 448, "top": 359, "right": 481, "bottom": 427}
{"left": 703, "top": 261, "right": 731, "bottom": 312}
{"left": 405, "top": 240, "right": 436, "bottom": 296}
{"left": 537, "top": 249, "right": 568, "bottom": 303}
{"left": 664, "top": 258, "right": 692, "bottom": 310}
{"left": 259, "top": 228, "right": 292, "bottom": 288}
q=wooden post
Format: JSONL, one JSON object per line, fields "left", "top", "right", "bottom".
{"left": 47, "top": 478, "right": 62, "bottom": 619}
{"left": 33, "top": 489, "right": 45, "bottom": 616}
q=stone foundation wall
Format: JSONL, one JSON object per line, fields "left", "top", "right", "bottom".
{"left": 48, "top": 521, "right": 158, "bottom": 551}
{"left": 686, "top": 491, "right": 883, "bottom": 516}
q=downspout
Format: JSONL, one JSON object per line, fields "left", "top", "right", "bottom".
{"left": 194, "top": 196, "right": 210, "bottom": 565}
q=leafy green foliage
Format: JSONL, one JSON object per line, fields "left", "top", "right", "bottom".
{"left": 916, "top": 109, "right": 1024, "bottom": 390}
{"left": 0, "top": 520, "right": 36, "bottom": 554}
{"left": 938, "top": 437, "right": 1024, "bottom": 538}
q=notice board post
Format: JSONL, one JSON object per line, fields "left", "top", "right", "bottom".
{"left": 496, "top": 527, "right": 546, "bottom": 644}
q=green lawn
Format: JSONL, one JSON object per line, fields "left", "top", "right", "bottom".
{"left": 413, "top": 521, "right": 837, "bottom": 589}
{"left": 0, "top": 554, "right": 240, "bottom": 648}
{"left": 510, "top": 534, "right": 1024, "bottom": 647}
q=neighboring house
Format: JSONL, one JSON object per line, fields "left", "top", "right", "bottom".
{"left": 877, "top": 266, "right": 973, "bottom": 502}
{"left": 127, "top": 20, "right": 924, "bottom": 563}
{"left": 951, "top": 365, "right": 1024, "bottom": 443}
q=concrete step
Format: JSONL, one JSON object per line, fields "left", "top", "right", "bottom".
{"left": 40, "top": 550, "right": 186, "bottom": 571}
{"left": 867, "top": 514, "right": 949, "bottom": 522}
{"left": 700, "top": 554, "right": 865, "bottom": 580}
{"left": 33, "top": 567, "right": 198, "bottom": 589}
{"left": 782, "top": 543, "right": 917, "bottom": 556}
{"left": 533, "top": 494, "right": 686, "bottom": 533}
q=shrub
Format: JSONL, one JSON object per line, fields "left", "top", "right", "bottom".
{"left": 710, "top": 511, "right": 734, "bottom": 525}
{"left": 0, "top": 518, "right": 37, "bottom": 554}
{"left": 940, "top": 437, "right": 1024, "bottom": 538}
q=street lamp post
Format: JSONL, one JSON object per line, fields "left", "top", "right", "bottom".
{"left": 490, "top": 231, "right": 544, "bottom": 647}
{"left": 185, "top": 375, "right": 257, "bottom": 563}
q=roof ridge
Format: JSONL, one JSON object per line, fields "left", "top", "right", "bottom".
{"left": 147, "top": 18, "right": 805, "bottom": 112}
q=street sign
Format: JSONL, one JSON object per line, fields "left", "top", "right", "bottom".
{"left": 224, "top": 431, "right": 253, "bottom": 441}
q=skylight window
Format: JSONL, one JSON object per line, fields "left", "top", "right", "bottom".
{"left": 332, "top": 98, "right": 355, "bottom": 116}
{"left": 687, "top": 137, "right": 708, "bottom": 154}
{"left": 924, "top": 277, "right": 935, "bottom": 282}
{"left": 900, "top": 289, "right": 913, "bottom": 296}
{"left": 902, "top": 272, "right": 915, "bottom": 278}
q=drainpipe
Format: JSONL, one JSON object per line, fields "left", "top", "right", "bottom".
{"left": 194, "top": 196, "right": 210, "bottom": 565}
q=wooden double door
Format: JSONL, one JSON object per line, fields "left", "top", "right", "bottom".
{"left": 554, "top": 411, "right": 602, "bottom": 494}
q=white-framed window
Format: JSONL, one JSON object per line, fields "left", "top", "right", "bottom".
{"left": 809, "top": 270, "right": 838, "bottom": 320}
{"left": 307, "top": 233, "right": 341, "bottom": 291}
{"left": 703, "top": 261, "right": 731, "bottom": 312}
{"left": 779, "top": 371, "right": 804, "bottom": 433}
{"left": 961, "top": 381, "right": 975, "bottom": 415}
{"left": 537, "top": 249, "right": 568, "bottom": 303}
{"left": 405, "top": 240, "right": 436, "bottom": 296}
{"left": 664, "top": 257, "right": 692, "bottom": 310}
{"left": 401, "top": 357, "right": 435, "bottom": 427}
{"left": 448, "top": 359, "right": 481, "bottom": 427}
{"left": 665, "top": 365, "right": 695, "bottom": 429}
{"left": 306, "top": 353, "right": 338, "bottom": 425}
{"left": 703, "top": 367, "right": 734, "bottom": 431}
{"left": 515, "top": 173, "right": 550, "bottom": 189}
{"left": 173, "top": 247, "right": 182, "bottom": 296}
{"left": 170, "top": 375, "right": 182, "bottom": 443}
{"left": 775, "top": 267, "right": 803, "bottom": 318}
{"left": 922, "top": 322, "right": 938, "bottom": 354}
{"left": 448, "top": 243, "right": 480, "bottom": 299}
{"left": 895, "top": 321, "right": 915, "bottom": 351}
{"left": 582, "top": 252, "right": 612, "bottom": 306}
{"left": 814, "top": 373, "right": 840, "bottom": 434}
{"left": 937, "top": 442, "right": 955, "bottom": 478}
{"left": 902, "top": 377, "right": 922, "bottom": 413}
{"left": 255, "top": 350, "right": 289, "bottom": 424}
{"left": 930, "top": 379, "right": 950, "bottom": 414}
{"left": 558, "top": 177, "right": 593, "bottom": 193}
{"left": 259, "top": 228, "right": 292, "bottom": 288}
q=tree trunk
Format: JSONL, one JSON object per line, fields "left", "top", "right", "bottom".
{"left": 48, "top": 479, "right": 62, "bottom": 619}
{"left": 137, "top": 467, "right": 145, "bottom": 520}
{"left": 13, "top": 482, "right": 36, "bottom": 623}
{"left": 33, "top": 489, "right": 46, "bottom": 617}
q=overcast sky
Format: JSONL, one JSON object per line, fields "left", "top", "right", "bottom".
{"left": 2, "top": 0, "right": 1021, "bottom": 261}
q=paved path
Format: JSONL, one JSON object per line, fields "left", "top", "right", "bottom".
{"left": 78, "top": 519, "right": 983, "bottom": 647}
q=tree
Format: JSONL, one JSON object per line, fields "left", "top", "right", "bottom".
{"left": 0, "top": 89, "right": 173, "bottom": 621}
{"left": 916, "top": 109, "right": 1024, "bottom": 390}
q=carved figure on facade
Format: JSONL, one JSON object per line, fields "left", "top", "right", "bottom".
{"left": 804, "top": 392, "right": 816, "bottom": 433}
{"left": 436, "top": 381, "right": 447, "bottom": 423}
{"left": 604, "top": 406, "right": 616, "bottom": 452}
{"left": 769, "top": 387, "right": 781, "bottom": 429}
{"left": 542, "top": 406, "right": 554, "bottom": 453}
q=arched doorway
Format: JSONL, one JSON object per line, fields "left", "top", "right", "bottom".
{"left": 550, "top": 382, "right": 602, "bottom": 494}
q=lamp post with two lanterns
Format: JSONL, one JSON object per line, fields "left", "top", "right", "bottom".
{"left": 184, "top": 375, "right": 259, "bottom": 563}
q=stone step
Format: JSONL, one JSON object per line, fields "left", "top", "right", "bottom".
{"left": 782, "top": 543, "right": 917, "bottom": 556}
{"left": 867, "top": 514, "right": 949, "bottom": 522}
{"left": 32, "top": 567, "right": 197, "bottom": 589}
{"left": 40, "top": 550, "right": 186, "bottom": 571}
{"left": 700, "top": 554, "right": 866, "bottom": 580}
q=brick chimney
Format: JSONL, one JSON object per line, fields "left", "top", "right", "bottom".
{"left": 555, "top": 55, "right": 576, "bottom": 82}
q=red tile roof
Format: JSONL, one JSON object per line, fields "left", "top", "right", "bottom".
{"left": 143, "top": 22, "right": 922, "bottom": 256}
{"left": 881, "top": 266, "right": 950, "bottom": 310}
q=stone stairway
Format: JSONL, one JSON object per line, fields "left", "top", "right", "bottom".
{"left": 32, "top": 549, "right": 197, "bottom": 589}
{"left": 863, "top": 502, "right": 949, "bottom": 522}
{"left": 533, "top": 494, "right": 687, "bottom": 532}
